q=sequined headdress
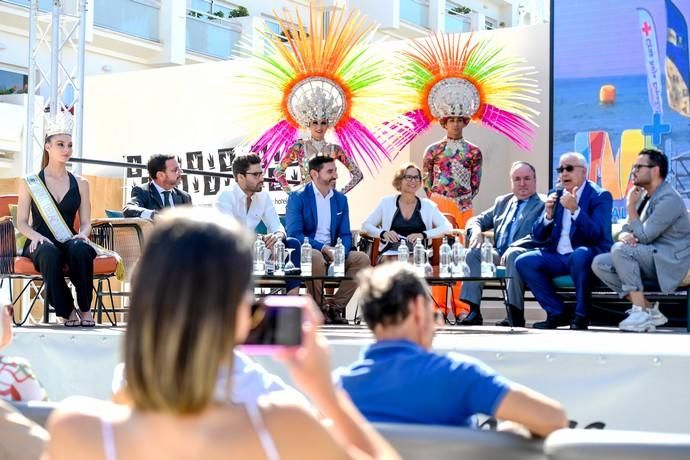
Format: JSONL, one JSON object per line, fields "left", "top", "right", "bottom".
{"left": 44, "top": 111, "right": 74, "bottom": 138}
{"left": 385, "top": 34, "right": 540, "bottom": 151}
{"left": 236, "top": 3, "right": 411, "bottom": 172}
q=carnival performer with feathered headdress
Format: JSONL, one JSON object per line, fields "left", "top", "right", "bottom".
{"left": 386, "top": 33, "right": 540, "bottom": 320}
{"left": 236, "top": 2, "right": 411, "bottom": 194}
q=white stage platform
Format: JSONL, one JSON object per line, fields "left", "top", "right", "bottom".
{"left": 5, "top": 324, "right": 690, "bottom": 433}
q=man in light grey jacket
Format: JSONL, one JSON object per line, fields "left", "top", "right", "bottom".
{"left": 592, "top": 149, "right": 690, "bottom": 332}
{"left": 460, "top": 161, "right": 545, "bottom": 327}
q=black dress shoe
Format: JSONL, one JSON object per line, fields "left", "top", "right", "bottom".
{"left": 570, "top": 316, "right": 589, "bottom": 330}
{"left": 459, "top": 311, "right": 483, "bottom": 326}
{"left": 533, "top": 315, "right": 570, "bottom": 329}
{"left": 496, "top": 306, "right": 525, "bottom": 327}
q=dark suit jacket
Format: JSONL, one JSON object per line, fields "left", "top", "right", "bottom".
{"left": 123, "top": 182, "right": 192, "bottom": 218}
{"left": 286, "top": 183, "right": 352, "bottom": 255}
{"left": 466, "top": 193, "right": 545, "bottom": 254}
{"left": 533, "top": 180, "right": 613, "bottom": 255}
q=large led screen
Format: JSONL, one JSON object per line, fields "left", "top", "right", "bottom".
{"left": 552, "top": 0, "right": 690, "bottom": 219}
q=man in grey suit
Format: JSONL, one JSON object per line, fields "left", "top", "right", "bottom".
{"left": 460, "top": 161, "right": 545, "bottom": 327}
{"left": 592, "top": 149, "right": 690, "bottom": 332}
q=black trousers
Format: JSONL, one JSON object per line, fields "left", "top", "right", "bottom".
{"left": 24, "top": 239, "right": 97, "bottom": 319}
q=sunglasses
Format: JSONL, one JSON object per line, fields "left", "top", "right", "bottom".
{"left": 631, "top": 164, "right": 655, "bottom": 171}
{"left": 403, "top": 175, "right": 421, "bottom": 181}
{"left": 556, "top": 165, "right": 585, "bottom": 174}
{"left": 244, "top": 171, "right": 263, "bottom": 177}
{"left": 312, "top": 121, "right": 329, "bottom": 126}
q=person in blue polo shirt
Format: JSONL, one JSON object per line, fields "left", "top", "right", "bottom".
{"left": 333, "top": 262, "right": 567, "bottom": 438}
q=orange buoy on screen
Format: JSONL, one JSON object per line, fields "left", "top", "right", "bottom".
{"left": 600, "top": 85, "right": 616, "bottom": 104}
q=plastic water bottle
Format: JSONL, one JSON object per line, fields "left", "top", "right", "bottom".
{"left": 253, "top": 234, "right": 265, "bottom": 275}
{"left": 413, "top": 238, "right": 426, "bottom": 276}
{"left": 439, "top": 236, "right": 451, "bottom": 277}
{"left": 451, "top": 238, "right": 464, "bottom": 276}
{"left": 398, "top": 238, "right": 409, "bottom": 263}
{"left": 301, "top": 237, "right": 312, "bottom": 276}
{"left": 481, "top": 239, "right": 496, "bottom": 278}
{"left": 333, "top": 237, "right": 345, "bottom": 277}
{"left": 273, "top": 239, "right": 285, "bottom": 276}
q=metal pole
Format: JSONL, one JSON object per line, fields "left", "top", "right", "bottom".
{"left": 24, "top": 0, "right": 39, "bottom": 175}
{"left": 50, "top": 0, "right": 61, "bottom": 116}
{"left": 73, "top": 0, "right": 88, "bottom": 175}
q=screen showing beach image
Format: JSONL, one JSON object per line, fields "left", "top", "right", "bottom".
{"left": 552, "top": 0, "right": 690, "bottom": 220}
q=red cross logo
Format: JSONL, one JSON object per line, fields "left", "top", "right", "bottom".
{"left": 642, "top": 22, "right": 652, "bottom": 36}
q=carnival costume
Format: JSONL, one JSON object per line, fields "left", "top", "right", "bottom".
{"left": 237, "top": 4, "right": 410, "bottom": 190}
{"left": 387, "top": 34, "right": 540, "bottom": 319}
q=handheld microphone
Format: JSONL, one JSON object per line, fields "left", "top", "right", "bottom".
{"left": 554, "top": 183, "right": 564, "bottom": 199}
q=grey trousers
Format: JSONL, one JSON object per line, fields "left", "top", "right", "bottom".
{"left": 591, "top": 242, "right": 657, "bottom": 295}
{"left": 460, "top": 246, "right": 528, "bottom": 310}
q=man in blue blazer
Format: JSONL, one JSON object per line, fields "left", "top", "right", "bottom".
{"left": 516, "top": 152, "right": 613, "bottom": 330}
{"left": 286, "top": 156, "right": 370, "bottom": 323}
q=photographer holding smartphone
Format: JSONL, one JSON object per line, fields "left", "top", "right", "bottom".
{"left": 46, "top": 209, "right": 399, "bottom": 460}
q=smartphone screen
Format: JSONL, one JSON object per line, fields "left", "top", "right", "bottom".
{"left": 243, "top": 296, "right": 303, "bottom": 351}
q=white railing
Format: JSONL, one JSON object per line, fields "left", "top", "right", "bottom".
{"left": 400, "top": 0, "right": 430, "bottom": 29}
{"left": 93, "top": 0, "right": 160, "bottom": 42}
{"left": 185, "top": 8, "right": 241, "bottom": 59}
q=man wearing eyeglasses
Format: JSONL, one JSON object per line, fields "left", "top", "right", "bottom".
{"left": 334, "top": 262, "right": 567, "bottom": 436}
{"left": 516, "top": 152, "right": 613, "bottom": 330}
{"left": 217, "top": 154, "right": 301, "bottom": 293}
{"left": 460, "top": 161, "right": 545, "bottom": 327}
{"left": 592, "top": 149, "right": 690, "bottom": 332}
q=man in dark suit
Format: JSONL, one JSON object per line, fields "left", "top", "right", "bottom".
{"left": 460, "top": 161, "right": 545, "bottom": 327}
{"left": 286, "top": 156, "right": 370, "bottom": 323}
{"left": 516, "top": 152, "right": 613, "bottom": 330}
{"left": 123, "top": 154, "right": 192, "bottom": 218}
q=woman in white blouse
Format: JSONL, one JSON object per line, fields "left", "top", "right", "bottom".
{"left": 363, "top": 163, "right": 451, "bottom": 261}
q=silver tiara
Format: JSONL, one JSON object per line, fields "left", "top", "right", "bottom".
{"left": 287, "top": 77, "right": 346, "bottom": 128}
{"left": 44, "top": 111, "right": 74, "bottom": 138}
{"left": 427, "top": 77, "right": 480, "bottom": 119}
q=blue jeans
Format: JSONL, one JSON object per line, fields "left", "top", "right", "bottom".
{"left": 515, "top": 247, "right": 597, "bottom": 319}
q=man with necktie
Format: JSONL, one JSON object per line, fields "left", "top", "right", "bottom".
{"left": 123, "top": 154, "right": 192, "bottom": 218}
{"left": 516, "top": 152, "right": 613, "bottom": 330}
{"left": 460, "top": 161, "right": 545, "bottom": 326}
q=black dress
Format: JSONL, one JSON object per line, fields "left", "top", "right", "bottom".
{"left": 380, "top": 196, "right": 427, "bottom": 254}
{"left": 23, "top": 170, "right": 96, "bottom": 318}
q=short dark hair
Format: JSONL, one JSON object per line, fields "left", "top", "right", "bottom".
{"left": 440, "top": 116, "right": 470, "bottom": 128}
{"left": 357, "top": 263, "right": 430, "bottom": 330}
{"left": 639, "top": 148, "right": 668, "bottom": 179}
{"left": 147, "top": 154, "right": 176, "bottom": 179}
{"left": 232, "top": 154, "right": 262, "bottom": 178}
{"left": 510, "top": 161, "right": 536, "bottom": 176}
{"left": 308, "top": 155, "right": 335, "bottom": 173}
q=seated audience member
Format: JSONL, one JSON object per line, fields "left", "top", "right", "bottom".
{"left": 592, "top": 149, "right": 690, "bottom": 332}
{"left": 362, "top": 162, "right": 451, "bottom": 262}
{"left": 460, "top": 161, "right": 544, "bottom": 327}
{"left": 286, "top": 156, "right": 370, "bottom": 324}
{"left": 0, "top": 305, "right": 47, "bottom": 402}
{"left": 111, "top": 349, "right": 310, "bottom": 408}
{"left": 334, "top": 263, "right": 567, "bottom": 438}
{"left": 46, "top": 209, "right": 398, "bottom": 460}
{"left": 123, "top": 154, "right": 192, "bottom": 219}
{"left": 516, "top": 152, "right": 613, "bottom": 330}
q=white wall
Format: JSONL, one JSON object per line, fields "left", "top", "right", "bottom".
{"left": 82, "top": 23, "right": 550, "bottom": 226}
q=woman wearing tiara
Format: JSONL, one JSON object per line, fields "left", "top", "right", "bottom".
{"left": 15, "top": 113, "right": 97, "bottom": 327}
{"left": 273, "top": 116, "right": 363, "bottom": 194}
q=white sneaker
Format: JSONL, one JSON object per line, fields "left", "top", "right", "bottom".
{"left": 619, "top": 305, "right": 656, "bottom": 332}
{"left": 649, "top": 302, "right": 668, "bottom": 327}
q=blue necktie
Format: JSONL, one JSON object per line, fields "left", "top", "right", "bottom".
{"left": 499, "top": 200, "right": 525, "bottom": 254}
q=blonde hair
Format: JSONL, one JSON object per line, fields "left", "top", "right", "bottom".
{"left": 392, "top": 162, "right": 422, "bottom": 191}
{"left": 124, "top": 208, "right": 253, "bottom": 414}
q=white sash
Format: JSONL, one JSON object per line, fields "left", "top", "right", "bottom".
{"left": 24, "top": 173, "right": 125, "bottom": 281}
